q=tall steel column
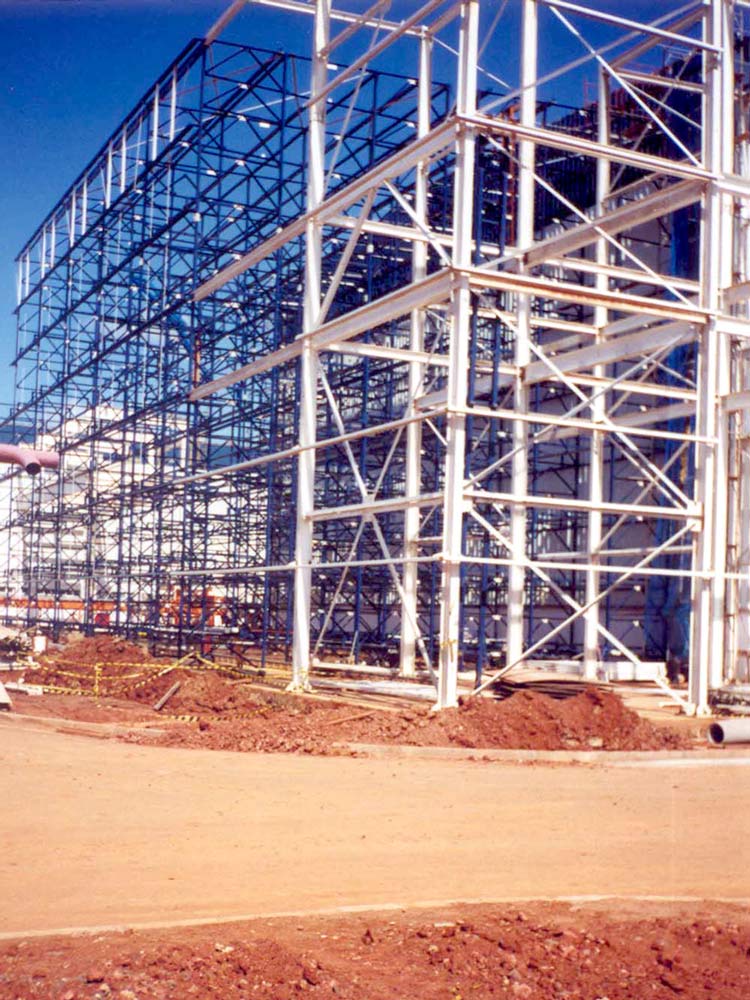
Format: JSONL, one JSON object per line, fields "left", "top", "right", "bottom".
{"left": 399, "top": 30, "right": 432, "bottom": 680}
{"left": 583, "top": 66, "right": 610, "bottom": 681}
{"left": 506, "top": 0, "right": 537, "bottom": 670}
{"left": 690, "top": 0, "right": 734, "bottom": 714}
{"left": 435, "top": 0, "right": 479, "bottom": 708}
{"left": 291, "top": 0, "right": 329, "bottom": 691}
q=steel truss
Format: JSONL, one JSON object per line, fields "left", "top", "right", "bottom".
{"left": 5, "top": 0, "right": 750, "bottom": 713}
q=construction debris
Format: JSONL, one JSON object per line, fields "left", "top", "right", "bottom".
{"left": 153, "top": 679, "right": 181, "bottom": 712}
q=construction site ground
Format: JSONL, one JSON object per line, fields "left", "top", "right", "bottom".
{"left": 1, "top": 635, "right": 702, "bottom": 754}
{"left": 1, "top": 636, "right": 749, "bottom": 998}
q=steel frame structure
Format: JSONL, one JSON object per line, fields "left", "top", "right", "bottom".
{"left": 6, "top": 0, "right": 750, "bottom": 713}
{"left": 4, "top": 30, "right": 447, "bottom": 667}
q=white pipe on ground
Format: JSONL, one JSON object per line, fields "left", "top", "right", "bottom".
{"left": 707, "top": 718, "right": 750, "bottom": 745}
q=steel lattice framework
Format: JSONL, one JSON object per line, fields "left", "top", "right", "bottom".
{"left": 5, "top": 0, "right": 750, "bottom": 714}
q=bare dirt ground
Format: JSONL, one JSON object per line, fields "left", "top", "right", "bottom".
{"left": 1, "top": 721, "right": 749, "bottom": 922}
{"left": 3, "top": 899, "right": 750, "bottom": 999}
{"left": 1, "top": 721, "right": 749, "bottom": 998}
{"left": 1, "top": 638, "right": 746, "bottom": 998}
{"left": 11, "top": 636, "right": 697, "bottom": 754}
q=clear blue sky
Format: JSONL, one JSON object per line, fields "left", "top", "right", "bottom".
{"left": 0, "top": 0, "right": 671, "bottom": 412}
{"left": 0, "top": 0, "right": 316, "bottom": 409}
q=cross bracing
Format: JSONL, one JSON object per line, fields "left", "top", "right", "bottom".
{"left": 4, "top": 0, "right": 750, "bottom": 713}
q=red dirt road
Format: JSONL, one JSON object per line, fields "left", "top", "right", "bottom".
{"left": 1, "top": 717, "right": 749, "bottom": 938}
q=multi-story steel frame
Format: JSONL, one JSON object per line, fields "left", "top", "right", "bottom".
{"left": 6, "top": 0, "right": 750, "bottom": 714}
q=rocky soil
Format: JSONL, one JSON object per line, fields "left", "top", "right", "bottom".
{"left": 2, "top": 902, "right": 749, "bottom": 999}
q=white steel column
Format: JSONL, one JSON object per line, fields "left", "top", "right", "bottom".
{"left": 709, "top": 0, "right": 734, "bottom": 692}
{"left": 291, "top": 0, "right": 329, "bottom": 691}
{"left": 690, "top": 0, "right": 733, "bottom": 713}
{"left": 583, "top": 67, "right": 609, "bottom": 680}
{"left": 169, "top": 69, "right": 178, "bottom": 142}
{"left": 105, "top": 144, "right": 113, "bottom": 210}
{"left": 151, "top": 85, "right": 160, "bottom": 162}
{"left": 506, "top": 0, "right": 537, "bottom": 669}
{"left": 733, "top": 88, "right": 750, "bottom": 682}
{"left": 120, "top": 128, "right": 127, "bottom": 194}
{"left": 400, "top": 30, "right": 432, "bottom": 678}
{"left": 436, "top": 0, "right": 478, "bottom": 708}
{"left": 736, "top": 361, "right": 750, "bottom": 681}
{"left": 81, "top": 178, "right": 88, "bottom": 237}
{"left": 69, "top": 191, "right": 77, "bottom": 249}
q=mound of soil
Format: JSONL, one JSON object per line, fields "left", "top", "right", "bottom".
{"left": 129, "top": 668, "right": 257, "bottom": 713}
{"left": 45, "top": 634, "right": 156, "bottom": 667}
{"left": 420, "top": 688, "right": 685, "bottom": 751}
{"left": 16, "top": 639, "right": 692, "bottom": 753}
{"left": 26, "top": 636, "right": 167, "bottom": 693}
{"left": 126, "top": 686, "right": 688, "bottom": 754}
{"left": 2, "top": 902, "right": 749, "bottom": 999}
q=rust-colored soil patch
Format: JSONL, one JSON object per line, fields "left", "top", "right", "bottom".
{"left": 48, "top": 634, "right": 158, "bottom": 665}
{"left": 2, "top": 902, "right": 749, "bottom": 999}
{"left": 12, "top": 636, "right": 690, "bottom": 753}
{"left": 123, "top": 686, "right": 689, "bottom": 754}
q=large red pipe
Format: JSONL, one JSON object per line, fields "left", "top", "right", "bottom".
{"left": 0, "top": 445, "right": 60, "bottom": 476}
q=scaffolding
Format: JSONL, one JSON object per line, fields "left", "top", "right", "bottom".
{"left": 5, "top": 0, "right": 750, "bottom": 714}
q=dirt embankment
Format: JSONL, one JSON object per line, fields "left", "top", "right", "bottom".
{"left": 2, "top": 903, "right": 749, "bottom": 999}
{"left": 127, "top": 683, "right": 688, "bottom": 755}
{"left": 17, "top": 635, "right": 690, "bottom": 755}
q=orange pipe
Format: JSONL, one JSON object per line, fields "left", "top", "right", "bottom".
{"left": 0, "top": 444, "right": 60, "bottom": 475}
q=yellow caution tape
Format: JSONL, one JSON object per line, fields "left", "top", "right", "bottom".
{"left": 162, "top": 712, "right": 257, "bottom": 723}
{"left": 32, "top": 654, "right": 250, "bottom": 700}
{"left": 39, "top": 684, "right": 96, "bottom": 698}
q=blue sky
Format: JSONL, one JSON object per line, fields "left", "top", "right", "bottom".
{"left": 1, "top": 0, "right": 440, "bottom": 408}
{"left": 0, "top": 0, "right": 277, "bottom": 407}
{"left": 0, "top": 0, "right": 677, "bottom": 411}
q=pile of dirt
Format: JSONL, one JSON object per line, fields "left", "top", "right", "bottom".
{"left": 46, "top": 634, "right": 157, "bottom": 667}
{"left": 15, "top": 638, "right": 692, "bottom": 752}
{"left": 25, "top": 636, "right": 168, "bottom": 694}
{"left": 128, "top": 668, "right": 259, "bottom": 713}
{"left": 418, "top": 688, "right": 686, "bottom": 751}
{"left": 2, "top": 902, "right": 749, "bottom": 999}
{"left": 126, "top": 686, "right": 689, "bottom": 754}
